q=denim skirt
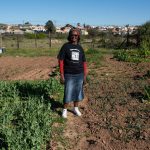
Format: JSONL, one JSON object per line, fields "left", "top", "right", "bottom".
{"left": 64, "top": 73, "right": 84, "bottom": 103}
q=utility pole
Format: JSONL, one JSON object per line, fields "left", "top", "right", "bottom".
{"left": 136, "top": 29, "right": 140, "bottom": 47}
{"left": 16, "top": 34, "right": 20, "bottom": 49}
{"left": 34, "top": 32, "right": 37, "bottom": 48}
{"left": 126, "top": 24, "right": 129, "bottom": 48}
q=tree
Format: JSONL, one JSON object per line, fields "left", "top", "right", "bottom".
{"left": 126, "top": 24, "right": 130, "bottom": 48}
{"left": 87, "top": 28, "right": 99, "bottom": 49}
{"left": 87, "top": 28, "right": 99, "bottom": 37}
{"left": 0, "top": 23, "right": 7, "bottom": 30}
{"left": 138, "top": 21, "right": 150, "bottom": 57}
{"left": 45, "top": 20, "right": 56, "bottom": 47}
{"left": 24, "top": 22, "right": 32, "bottom": 25}
{"left": 77, "top": 23, "right": 81, "bottom": 27}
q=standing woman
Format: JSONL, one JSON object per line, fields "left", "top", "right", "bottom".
{"left": 57, "top": 28, "right": 88, "bottom": 118}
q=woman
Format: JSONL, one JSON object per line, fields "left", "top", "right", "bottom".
{"left": 57, "top": 28, "right": 88, "bottom": 118}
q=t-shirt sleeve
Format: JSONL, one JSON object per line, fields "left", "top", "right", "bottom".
{"left": 57, "top": 44, "right": 66, "bottom": 60}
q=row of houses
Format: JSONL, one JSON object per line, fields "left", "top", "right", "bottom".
{"left": 0, "top": 23, "right": 89, "bottom": 35}
{"left": 0, "top": 23, "right": 138, "bottom": 36}
{"left": 98, "top": 25, "right": 138, "bottom": 35}
{"left": 0, "top": 24, "right": 46, "bottom": 34}
{"left": 56, "top": 24, "right": 89, "bottom": 35}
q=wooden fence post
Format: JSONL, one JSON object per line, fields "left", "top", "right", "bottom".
{"left": 34, "top": 32, "right": 37, "bottom": 48}
{"left": 16, "top": 34, "right": 20, "bottom": 49}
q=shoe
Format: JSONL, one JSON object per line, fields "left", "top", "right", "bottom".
{"left": 73, "top": 107, "right": 82, "bottom": 116}
{"left": 62, "top": 109, "right": 67, "bottom": 118}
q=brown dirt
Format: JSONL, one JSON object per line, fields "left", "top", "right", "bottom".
{"left": 51, "top": 55, "right": 150, "bottom": 150}
{"left": 0, "top": 56, "right": 57, "bottom": 80}
{"left": 0, "top": 55, "right": 150, "bottom": 150}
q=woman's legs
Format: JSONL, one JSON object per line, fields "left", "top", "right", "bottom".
{"left": 64, "top": 103, "right": 69, "bottom": 109}
{"left": 74, "top": 101, "right": 79, "bottom": 107}
{"left": 62, "top": 73, "right": 83, "bottom": 118}
{"left": 63, "top": 101, "right": 80, "bottom": 108}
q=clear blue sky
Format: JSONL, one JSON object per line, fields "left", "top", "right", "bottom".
{"left": 0, "top": 0, "right": 150, "bottom": 26}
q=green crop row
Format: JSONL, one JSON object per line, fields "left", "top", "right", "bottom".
{"left": 86, "top": 49, "right": 103, "bottom": 67}
{"left": 0, "top": 79, "right": 63, "bottom": 150}
{"left": 114, "top": 49, "right": 150, "bottom": 63}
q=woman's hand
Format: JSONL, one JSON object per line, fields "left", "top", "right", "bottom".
{"left": 83, "top": 75, "right": 87, "bottom": 85}
{"left": 60, "top": 74, "right": 65, "bottom": 84}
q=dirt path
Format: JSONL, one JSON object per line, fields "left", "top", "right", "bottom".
{"left": 58, "top": 97, "right": 116, "bottom": 150}
{"left": 53, "top": 54, "right": 150, "bottom": 150}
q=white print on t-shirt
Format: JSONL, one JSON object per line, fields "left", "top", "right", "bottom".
{"left": 71, "top": 51, "right": 79, "bottom": 61}
{"left": 70, "top": 49, "right": 80, "bottom": 52}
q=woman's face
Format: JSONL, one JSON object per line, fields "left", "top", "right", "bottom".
{"left": 70, "top": 31, "right": 79, "bottom": 43}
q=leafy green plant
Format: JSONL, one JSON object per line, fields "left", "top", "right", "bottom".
{"left": 114, "top": 50, "right": 129, "bottom": 61}
{"left": 86, "top": 49, "right": 103, "bottom": 67}
{"left": 114, "top": 49, "right": 150, "bottom": 63}
{"left": 0, "top": 78, "right": 63, "bottom": 150}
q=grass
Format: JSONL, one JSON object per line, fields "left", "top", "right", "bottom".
{"left": 1, "top": 48, "right": 60, "bottom": 57}
{"left": 1, "top": 39, "right": 101, "bottom": 57}
{"left": 1, "top": 37, "right": 67, "bottom": 57}
{"left": 2, "top": 37, "right": 66, "bottom": 49}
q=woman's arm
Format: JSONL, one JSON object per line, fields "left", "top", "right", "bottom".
{"left": 83, "top": 61, "right": 88, "bottom": 83}
{"left": 59, "top": 60, "right": 65, "bottom": 84}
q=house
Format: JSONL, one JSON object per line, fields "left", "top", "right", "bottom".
{"left": 31, "top": 25, "right": 46, "bottom": 32}
{"left": 25, "top": 29, "right": 35, "bottom": 34}
{"left": 56, "top": 26, "right": 65, "bottom": 33}
{"left": 0, "top": 29, "right": 5, "bottom": 34}
{"left": 13, "top": 29, "right": 24, "bottom": 35}
{"left": 81, "top": 29, "right": 88, "bottom": 35}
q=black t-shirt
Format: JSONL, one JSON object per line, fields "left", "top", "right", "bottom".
{"left": 57, "top": 42, "right": 86, "bottom": 74}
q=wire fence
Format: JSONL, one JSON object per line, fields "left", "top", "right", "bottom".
{"left": 0, "top": 32, "right": 148, "bottom": 50}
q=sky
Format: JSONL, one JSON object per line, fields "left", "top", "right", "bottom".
{"left": 0, "top": 0, "right": 150, "bottom": 26}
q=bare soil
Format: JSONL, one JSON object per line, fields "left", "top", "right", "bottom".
{"left": 0, "top": 55, "right": 150, "bottom": 150}
{"left": 0, "top": 56, "right": 57, "bottom": 80}
{"left": 51, "top": 55, "right": 150, "bottom": 150}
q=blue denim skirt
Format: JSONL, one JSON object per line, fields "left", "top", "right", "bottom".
{"left": 64, "top": 73, "right": 84, "bottom": 103}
